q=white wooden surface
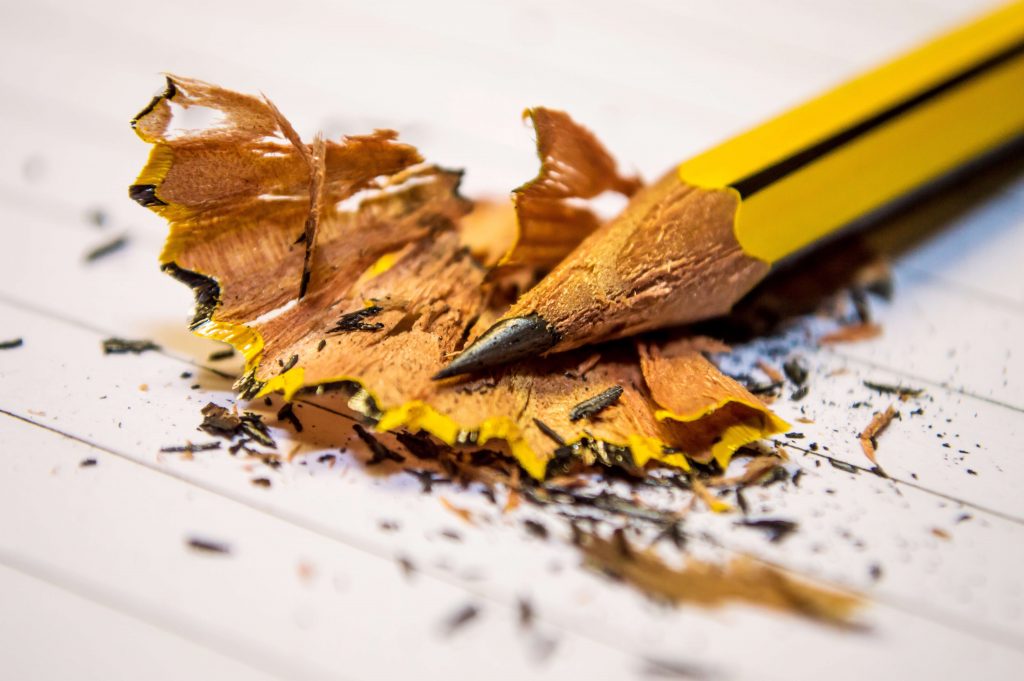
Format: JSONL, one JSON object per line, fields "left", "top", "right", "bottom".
{"left": 1, "top": 0, "right": 1022, "bottom": 679}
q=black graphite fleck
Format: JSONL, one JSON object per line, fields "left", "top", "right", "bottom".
{"left": 568, "top": 385, "right": 624, "bottom": 422}
{"left": 186, "top": 537, "right": 231, "bottom": 554}
{"left": 863, "top": 380, "right": 924, "bottom": 397}
{"left": 829, "top": 459, "right": 859, "bottom": 474}
{"left": 160, "top": 442, "right": 221, "bottom": 453}
{"left": 328, "top": 306, "right": 385, "bottom": 333}
{"left": 102, "top": 337, "right": 160, "bottom": 354}
{"left": 208, "top": 347, "right": 235, "bottom": 361}
{"left": 442, "top": 604, "right": 480, "bottom": 636}
{"left": 353, "top": 424, "right": 405, "bottom": 465}
{"left": 84, "top": 234, "right": 129, "bottom": 263}
{"left": 395, "top": 431, "right": 443, "bottom": 460}
{"left": 532, "top": 418, "right": 566, "bottom": 447}
{"left": 523, "top": 519, "right": 548, "bottom": 539}
{"left": 736, "top": 518, "right": 798, "bottom": 543}
{"left": 277, "top": 403, "right": 303, "bottom": 433}
{"left": 782, "top": 357, "right": 808, "bottom": 385}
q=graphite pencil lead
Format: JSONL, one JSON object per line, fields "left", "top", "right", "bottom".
{"left": 432, "top": 313, "right": 559, "bottom": 380}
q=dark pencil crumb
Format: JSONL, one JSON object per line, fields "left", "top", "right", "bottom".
{"left": 516, "top": 597, "right": 536, "bottom": 629}
{"left": 379, "top": 520, "right": 400, "bottom": 532}
{"left": 180, "top": 371, "right": 192, "bottom": 379}
{"left": 397, "top": 555, "right": 416, "bottom": 579}
{"left": 208, "top": 347, "right": 235, "bottom": 361}
{"left": 186, "top": 537, "right": 231, "bottom": 554}
{"left": 523, "top": 519, "right": 549, "bottom": 539}
{"left": 102, "top": 337, "right": 160, "bottom": 354}
{"left": 441, "top": 603, "right": 480, "bottom": 636}
{"left": 568, "top": 385, "right": 624, "bottom": 422}
{"left": 395, "top": 431, "right": 442, "bottom": 460}
{"left": 864, "top": 271, "right": 894, "bottom": 300}
{"left": 736, "top": 518, "right": 798, "bottom": 543}
{"left": 317, "top": 339, "right": 327, "bottom": 351}
{"left": 863, "top": 380, "right": 924, "bottom": 398}
{"left": 785, "top": 432, "right": 805, "bottom": 439}
{"left": 532, "top": 418, "right": 566, "bottom": 447}
{"left": 251, "top": 477, "right": 271, "bottom": 488}
{"left": 790, "top": 385, "right": 809, "bottom": 401}
{"left": 328, "top": 306, "right": 385, "bottom": 333}
{"left": 239, "top": 412, "right": 276, "bottom": 448}
{"left": 869, "top": 563, "right": 883, "bottom": 581}
{"left": 0, "top": 338, "right": 24, "bottom": 350}
{"left": 782, "top": 357, "right": 808, "bottom": 386}
{"left": 851, "top": 287, "right": 871, "bottom": 324}
{"left": 84, "top": 234, "right": 129, "bottom": 262}
{"left": 966, "top": 469, "right": 977, "bottom": 475}
{"left": 407, "top": 469, "right": 442, "bottom": 493}
{"left": 353, "top": 424, "right": 405, "bottom": 465}
{"left": 829, "top": 459, "right": 859, "bottom": 474}
{"left": 747, "top": 380, "right": 783, "bottom": 395}
{"left": 200, "top": 403, "right": 242, "bottom": 436}
{"left": 735, "top": 487, "right": 749, "bottom": 515}
{"left": 79, "top": 458, "right": 98, "bottom": 467}
{"left": 277, "top": 402, "right": 303, "bottom": 433}
{"left": 279, "top": 354, "right": 299, "bottom": 372}
{"left": 191, "top": 384, "right": 201, "bottom": 390}
{"left": 791, "top": 469, "right": 804, "bottom": 486}
{"left": 160, "top": 441, "right": 221, "bottom": 453}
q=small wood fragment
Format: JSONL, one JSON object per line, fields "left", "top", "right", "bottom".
{"left": 859, "top": 403, "right": 898, "bottom": 465}
{"left": 440, "top": 497, "right": 474, "bottom": 524}
{"left": 819, "top": 323, "right": 882, "bottom": 345}
{"left": 756, "top": 360, "right": 784, "bottom": 385}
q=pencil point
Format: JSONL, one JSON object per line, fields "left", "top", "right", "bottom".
{"left": 433, "top": 313, "right": 559, "bottom": 380}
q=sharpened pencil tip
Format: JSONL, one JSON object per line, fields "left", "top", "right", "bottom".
{"left": 432, "top": 313, "right": 559, "bottom": 380}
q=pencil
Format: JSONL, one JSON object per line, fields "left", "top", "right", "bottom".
{"left": 435, "top": 1, "right": 1024, "bottom": 380}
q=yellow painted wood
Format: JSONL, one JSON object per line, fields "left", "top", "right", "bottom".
{"left": 677, "top": 1, "right": 1024, "bottom": 263}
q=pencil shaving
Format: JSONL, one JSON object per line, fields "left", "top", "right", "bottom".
{"left": 859, "top": 403, "right": 899, "bottom": 465}
{"left": 131, "top": 75, "right": 787, "bottom": 481}
{"left": 820, "top": 322, "right": 882, "bottom": 345}
{"left": 579, "top": 532, "right": 861, "bottom": 625}
{"left": 497, "top": 107, "right": 642, "bottom": 272}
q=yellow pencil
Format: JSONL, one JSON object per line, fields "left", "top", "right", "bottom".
{"left": 436, "top": 0, "right": 1024, "bottom": 379}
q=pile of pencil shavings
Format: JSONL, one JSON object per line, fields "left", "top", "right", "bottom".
{"left": 129, "top": 75, "right": 787, "bottom": 486}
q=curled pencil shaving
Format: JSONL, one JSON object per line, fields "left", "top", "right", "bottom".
{"left": 496, "top": 107, "right": 642, "bottom": 272}
{"left": 131, "top": 75, "right": 787, "bottom": 481}
{"left": 579, "top": 532, "right": 862, "bottom": 625}
{"left": 859, "top": 403, "right": 899, "bottom": 465}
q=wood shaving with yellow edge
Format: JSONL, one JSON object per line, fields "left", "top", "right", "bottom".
{"left": 130, "top": 75, "right": 788, "bottom": 483}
